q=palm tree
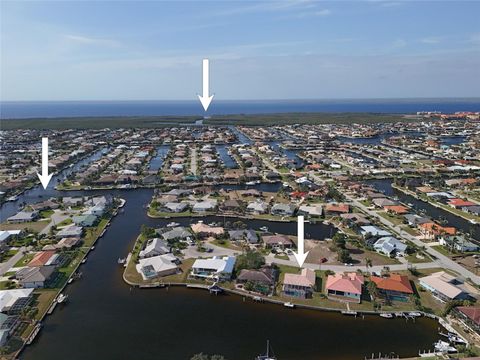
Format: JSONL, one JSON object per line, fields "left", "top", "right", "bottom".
{"left": 365, "top": 258, "right": 372, "bottom": 273}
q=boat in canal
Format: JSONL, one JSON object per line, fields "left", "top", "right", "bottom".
{"left": 434, "top": 340, "right": 457, "bottom": 353}
{"left": 283, "top": 302, "right": 295, "bottom": 308}
{"left": 57, "top": 293, "right": 68, "bottom": 304}
{"left": 166, "top": 222, "right": 180, "bottom": 227}
{"left": 380, "top": 313, "right": 394, "bottom": 319}
{"left": 256, "top": 340, "right": 277, "bottom": 360}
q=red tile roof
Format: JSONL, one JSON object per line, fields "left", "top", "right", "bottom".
{"left": 457, "top": 306, "right": 480, "bottom": 326}
{"left": 371, "top": 274, "right": 413, "bottom": 294}
{"left": 28, "top": 250, "right": 56, "bottom": 267}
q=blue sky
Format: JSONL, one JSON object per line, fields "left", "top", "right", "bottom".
{"left": 1, "top": 0, "right": 479, "bottom": 101}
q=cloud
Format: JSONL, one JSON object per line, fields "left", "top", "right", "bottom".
{"left": 211, "top": 0, "right": 322, "bottom": 17}
{"left": 63, "top": 34, "right": 120, "bottom": 47}
{"left": 420, "top": 37, "right": 441, "bottom": 44}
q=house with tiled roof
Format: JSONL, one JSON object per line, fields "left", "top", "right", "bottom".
{"left": 371, "top": 273, "right": 413, "bottom": 301}
{"left": 27, "top": 251, "right": 59, "bottom": 267}
{"left": 455, "top": 306, "right": 480, "bottom": 334}
{"left": 418, "top": 222, "right": 457, "bottom": 240}
{"left": 448, "top": 198, "right": 476, "bottom": 209}
{"left": 282, "top": 268, "right": 316, "bottom": 299}
{"left": 325, "top": 272, "right": 364, "bottom": 303}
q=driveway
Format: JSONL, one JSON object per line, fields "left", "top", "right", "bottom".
{"left": 0, "top": 246, "right": 27, "bottom": 276}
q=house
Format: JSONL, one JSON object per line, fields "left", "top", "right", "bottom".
{"left": 28, "top": 251, "right": 59, "bottom": 267}
{"left": 221, "top": 200, "right": 243, "bottom": 213}
{"left": 324, "top": 203, "right": 350, "bottom": 214}
{"left": 262, "top": 235, "right": 293, "bottom": 249}
{"left": 228, "top": 229, "right": 259, "bottom": 244}
{"left": 236, "top": 267, "right": 276, "bottom": 294}
{"left": 56, "top": 237, "right": 82, "bottom": 249}
{"left": 0, "top": 288, "right": 34, "bottom": 314}
{"left": 190, "top": 222, "right": 224, "bottom": 237}
{"left": 372, "top": 198, "right": 398, "bottom": 208}
{"left": 340, "top": 213, "right": 370, "bottom": 227}
{"left": 418, "top": 222, "right": 457, "bottom": 240}
{"left": 139, "top": 238, "right": 170, "bottom": 258}
{"left": 282, "top": 268, "right": 316, "bottom": 298}
{"left": 192, "top": 200, "right": 217, "bottom": 213}
{"left": 455, "top": 306, "right": 480, "bottom": 334}
{"left": 246, "top": 201, "right": 268, "bottom": 214}
{"left": 0, "top": 313, "right": 19, "bottom": 346}
{"left": 163, "top": 202, "right": 189, "bottom": 213}
{"left": 419, "top": 271, "right": 468, "bottom": 301}
{"left": 298, "top": 205, "right": 323, "bottom": 217}
{"left": 7, "top": 211, "right": 38, "bottom": 223}
{"left": 191, "top": 256, "right": 236, "bottom": 281}
{"left": 439, "top": 235, "right": 479, "bottom": 252}
{"left": 62, "top": 197, "right": 83, "bottom": 206}
{"left": 359, "top": 226, "right": 392, "bottom": 239}
{"left": 404, "top": 214, "right": 431, "bottom": 227}
{"left": 373, "top": 237, "right": 407, "bottom": 257}
{"left": 270, "top": 203, "right": 296, "bottom": 216}
{"left": 160, "top": 227, "right": 192, "bottom": 242}
{"left": 56, "top": 225, "right": 83, "bottom": 239}
{"left": 136, "top": 254, "right": 178, "bottom": 280}
{"left": 448, "top": 198, "right": 476, "bottom": 209}
{"left": 16, "top": 266, "right": 55, "bottom": 288}
{"left": 371, "top": 274, "right": 414, "bottom": 300}
{"left": 72, "top": 214, "right": 97, "bottom": 227}
{"left": 325, "top": 272, "right": 364, "bottom": 303}
{"left": 464, "top": 206, "right": 480, "bottom": 216}
{"left": 384, "top": 205, "right": 409, "bottom": 215}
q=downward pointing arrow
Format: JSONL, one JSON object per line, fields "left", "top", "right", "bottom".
{"left": 293, "top": 215, "right": 309, "bottom": 267}
{"left": 36, "top": 137, "right": 53, "bottom": 189}
{"left": 197, "top": 58, "right": 214, "bottom": 111}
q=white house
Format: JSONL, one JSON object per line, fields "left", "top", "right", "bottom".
{"left": 139, "top": 238, "right": 170, "bottom": 258}
{"left": 191, "top": 256, "right": 236, "bottom": 281}
{"left": 136, "top": 254, "right": 178, "bottom": 280}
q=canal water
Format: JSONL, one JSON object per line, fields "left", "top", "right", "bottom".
{"left": 0, "top": 157, "right": 443, "bottom": 360}
{"left": 148, "top": 145, "right": 170, "bottom": 171}
{"left": 365, "top": 178, "right": 480, "bottom": 241}
{"left": 18, "top": 188, "right": 441, "bottom": 360}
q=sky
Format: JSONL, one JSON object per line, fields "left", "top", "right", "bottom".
{"left": 1, "top": 0, "right": 480, "bottom": 101}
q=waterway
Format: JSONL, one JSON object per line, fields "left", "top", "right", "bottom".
{"left": 0, "top": 159, "right": 443, "bottom": 360}
{"left": 148, "top": 145, "right": 170, "bottom": 171}
{"left": 365, "top": 178, "right": 480, "bottom": 241}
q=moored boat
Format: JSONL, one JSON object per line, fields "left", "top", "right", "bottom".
{"left": 284, "top": 302, "right": 295, "bottom": 308}
{"left": 380, "top": 313, "right": 393, "bottom": 319}
{"left": 57, "top": 293, "right": 68, "bottom": 304}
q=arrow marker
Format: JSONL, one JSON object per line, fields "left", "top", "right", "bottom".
{"left": 37, "top": 137, "right": 53, "bottom": 189}
{"left": 197, "top": 58, "right": 214, "bottom": 111}
{"left": 293, "top": 215, "right": 309, "bottom": 267}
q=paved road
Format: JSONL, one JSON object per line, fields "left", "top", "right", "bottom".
{"left": 183, "top": 242, "right": 240, "bottom": 259}
{"left": 0, "top": 246, "right": 27, "bottom": 276}
{"left": 190, "top": 147, "right": 197, "bottom": 175}
{"left": 345, "top": 193, "right": 480, "bottom": 284}
{"left": 40, "top": 211, "right": 70, "bottom": 235}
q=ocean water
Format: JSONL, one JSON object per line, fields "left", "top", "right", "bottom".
{"left": 1, "top": 98, "right": 479, "bottom": 118}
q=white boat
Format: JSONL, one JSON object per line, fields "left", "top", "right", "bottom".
{"left": 380, "top": 313, "right": 393, "bottom": 319}
{"left": 246, "top": 181, "right": 256, "bottom": 185}
{"left": 259, "top": 226, "right": 269, "bottom": 232}
{"left": 434, "top": 340, "right": 456, "bottom": 353}
{"left": 441, "top": 332, "right": 467, "bottom": 345}
{"left": 166, "top": 222, "right": 180, "bottom": 227}
{"left": 91, "top": 246, "right": 95, "bottom": 250}
{"left": 469, "top": 219, "right": 478, "bottom": 225}
{"left": 67, "top": 278, "right": 74, "bottom": 284}
{"left": 283, "top": 302, "right": 295, "bottom": 308}
{"left": 57, "top": 293, "right": 68, "bottom": 304}
{"left": 6, "top": 196, "right": 18, "bottom": 202}
{"left": 81, "top": 258, "right": 87, "bottom": 264}
{"left": 282, "top": 182, "right": 289, "bottom": 187}
{"left": 117, "top": 258, "right": 126, "bottom": 265}
{"left": 408, "top": 312, "right": 422, "bottom": 317}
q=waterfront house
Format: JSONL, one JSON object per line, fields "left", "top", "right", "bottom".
{"left": 0, "top": 288, "right": 34, "bottom": 314}
{"left": 404, "top": 214, "right": 431, "bottom": 227}
{"left": 246, "top": 201, "right": 268, "bottom": 214}
{"left": 192, "top": 200, "right": 217, "bottom": 213}
{"left": 221, "top": 199, "right": 243, "bottom": 213}
{"left": 73, "top": 214, "right": 97, "bottom": 227}
{"left": 163, "top": 202, "right": 189, "bottom": 213}
{"left": 325, "top": 272, "right": 364, "bottom": 303}
{"left": 191, "top": 222, "right": 224, "bottom": 237}
{"left": 370, "top": 274, "right": 414, "bottom": 301}
{"left": 16, "top": 266, "right": 55, "bottom": 288}
{"left": 270, "top": 203, "right": 296, "bottom": 217}
{"left": 418, "top": 222, "right": 457, "bottom": 240}
{"left": 84, "top": 204, "right": 105, "bottom": 217}
{"left": 298, "top": 204, "right": 323, "bottom": 217}
{"left": 62, "top": 197, "right": 83, "bottom": 206}
{"left": 136, "top": 254, "right": 178, "bottom": 280}
{"left": 236, "top": 267, "right": 276, "bottom": 294}
{"left": 55, "top": 237, "right": 82, "bottom": 249}
{"left": 7, "top": 211, "right": 38, "bottom": 224}
{"left": 448, "top": 198, "right": 476, "bottom": 209}
{"left": 384, "top": 205, "right": 409, "bottom": 215}
{"left": 372, "top": 198, "right": 398, "bottom": 208}
{"left": 282, "top": 268, "right": 316, "bottom": 299}
{"left": 139, "top": 238, "right": 170, "bottom": 258}
{"left": 228, "top": 229, "right": 259, "bottom": 244}
{"left": 0, "top": 313, "right": 20, "bottom": 346}
{"left": 454, "top": 306, "right": 480, "bottom": 334}
{"left": 262, "top": 235, "right": 293, "bottom": 249}
{"left": 27, "top": 251, "right": 59, "bottom": 267}
{"left": 191, "top": 256, "right": 236, "bottom": 281}
{"left": 419, "top": 271, "right": 468, "bottom": 301}
{"left": 56, "top": 225, "right": 83, "bottom": 239}
{"left": 160, "top": 227, "right": 192, "bottom": 242}
{"left": 340, "top": 213, "right": 370, "bottom": 228}
{"left": 373, "top": 237, "right": 407, "bottom": 257}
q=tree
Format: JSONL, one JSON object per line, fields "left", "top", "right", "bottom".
{"left": 338, "top": 249, "right": 351, "bottom": 263}
{"left": 365, "top": 258, "right": 372, "bottom": 272}
{"left": 235, "top": 250, "right": 265, "bottom": 273}
{"left": 333, "top": 232, "right": 347, "bottom": 249}
{"left": 367, "top": 281, "right": 378, "bottom": 301}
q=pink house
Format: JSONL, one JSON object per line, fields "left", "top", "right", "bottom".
{"left": 325, "top": 272, "right": 364, "bottom": 303}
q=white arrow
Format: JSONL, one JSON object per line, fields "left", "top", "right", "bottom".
{"left": 36, "top": 137, "right": 53, "bottom": 189}
{"left": 197, "top": 58, "right": 214, "bottom": 111}
{"left": 293, "top": 215, "right": 309, "bottom": 267}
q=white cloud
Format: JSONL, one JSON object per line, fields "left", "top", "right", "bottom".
{"left": 63, "top": 34, "right": 120, "bottom": 47}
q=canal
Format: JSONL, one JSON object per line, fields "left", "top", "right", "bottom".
{"left": 18, "top": 188, "right": 441, "bottom": 360}
{"left": 0, "top": 159, "right": 443, "bottom": 360}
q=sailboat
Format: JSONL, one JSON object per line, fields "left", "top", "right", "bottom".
{"left": 256, "top": 340, "right": 277, "bottom": 360}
